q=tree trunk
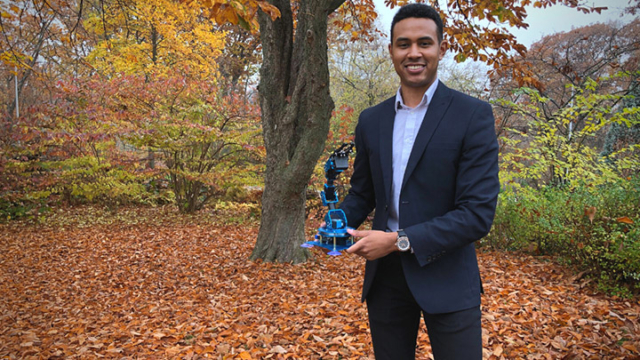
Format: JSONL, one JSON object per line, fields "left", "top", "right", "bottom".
{"left": 250, "top": 0, "right": 345, "bottom": 263}
{"left": 252, "top": 182, "right": 308, "bottom": 262}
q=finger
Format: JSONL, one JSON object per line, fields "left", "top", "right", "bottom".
{"left": 347, "top": 228, "right": 369, "bottom": 238}
{"left": 346, "top": 241, "right": 362, "bottom": 254}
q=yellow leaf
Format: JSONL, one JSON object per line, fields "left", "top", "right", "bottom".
{"left": 343, "top": 23, "right": 352, "bottom": 31}
{"left": 238, "top": 351, "right": 252, "bottom": 359}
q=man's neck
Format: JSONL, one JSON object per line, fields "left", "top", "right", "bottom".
{"left": 400, "top": 83, "right": 431, "bottom": 108}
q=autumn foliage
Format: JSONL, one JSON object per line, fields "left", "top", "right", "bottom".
{"left": 1, "top": 0, "right": 264, "bottom": 214}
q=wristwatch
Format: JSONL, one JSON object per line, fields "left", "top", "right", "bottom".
{"left": 396, "top": 229, "right": 411, "bottom": 252}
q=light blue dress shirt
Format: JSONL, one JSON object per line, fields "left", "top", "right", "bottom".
{"left": 387, "top": 78, "right": 439, "bottom": 232}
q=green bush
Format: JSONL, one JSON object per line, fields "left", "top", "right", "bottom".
{"left": 490, "top": 77, "right": 640, "bottom": 296}
{"left": 485, "top": 177, "right": 640, "bottom": 296}
{"left": 0, "top": 198, "right": 50, "bottom": 222}
{"left": 47, "top": 156, "right": 170, "bottom": 208}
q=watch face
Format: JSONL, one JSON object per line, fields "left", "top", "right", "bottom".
{"left": 397, "top": 238, "right": 410, "bottom": 251}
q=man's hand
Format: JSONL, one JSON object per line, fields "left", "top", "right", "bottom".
{"left": 346, "top": 229, "right": 398, "bottom": 261}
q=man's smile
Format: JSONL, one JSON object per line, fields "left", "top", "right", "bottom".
{"left": 406, "top": 64, "right": 426, "bottom": 73}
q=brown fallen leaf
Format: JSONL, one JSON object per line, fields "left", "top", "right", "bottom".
{"left": 493, "top": 344, "right": 504, "bottom": 357}
{"left": 270, "top": 345, "right": 287, "bottom": 354}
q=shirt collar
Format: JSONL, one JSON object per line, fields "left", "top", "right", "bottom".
{"left": 395, "top": 77, "right": 439, "bottom": 112}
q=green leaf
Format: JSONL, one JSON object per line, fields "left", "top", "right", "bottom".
{"left": 238, "top": 16, "right": 250, "bottom": 31}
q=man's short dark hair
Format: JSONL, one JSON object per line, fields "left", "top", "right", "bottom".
{"left": 390, "top": 3, "right": 444, "bottom": 44}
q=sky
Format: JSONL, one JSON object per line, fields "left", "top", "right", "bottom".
{"left": 373, "top": 0, "right": 637, "bottom": 47}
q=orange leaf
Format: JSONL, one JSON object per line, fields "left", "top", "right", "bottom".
{"left": 257, "top": 2, "right": 281, "bottom": 20}
{"left": 616, "top": 216, "right": 634, "bottom": 224}
{"left": 224, "top": 7, "right": 239, "bottom": 25}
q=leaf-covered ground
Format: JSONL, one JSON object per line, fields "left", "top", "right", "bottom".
{"left": 1, "top": 206, "right": 638, "bottom": 359}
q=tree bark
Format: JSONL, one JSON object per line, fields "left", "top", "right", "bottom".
{"left": 250, "top": 0, "right": 345, "bottom": 263}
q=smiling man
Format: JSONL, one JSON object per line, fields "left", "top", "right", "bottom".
{"left": 336, "top": 3, "right": 500, "bottom": 359}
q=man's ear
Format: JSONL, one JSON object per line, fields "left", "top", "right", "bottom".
{"left": 388, "top": 42, "right": 393, "bottom": 58}
{"left": 438, "top": 39, "right": 448, "bottom": 60}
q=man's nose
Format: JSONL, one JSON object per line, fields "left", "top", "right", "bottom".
{"left": 408, "top": 44, "right": 421, "bottom": 58}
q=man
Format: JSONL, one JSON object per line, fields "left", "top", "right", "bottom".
{"left": 338, "top": 3, "right": 500, "bottom": 359}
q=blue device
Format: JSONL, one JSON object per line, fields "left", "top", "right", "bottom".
{"left": 301, "top": 142, "right": 355, "bottom": 255}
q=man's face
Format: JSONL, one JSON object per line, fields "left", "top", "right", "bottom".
{"left": 389, "top": 17, "right": 446, "bottom": 92}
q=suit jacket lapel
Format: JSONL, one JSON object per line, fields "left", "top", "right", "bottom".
{"left": 401, "top": 82, "right": 453, "bottom": 191}
{"left": 378, "top": 97, "right": 396, "bottom": 205}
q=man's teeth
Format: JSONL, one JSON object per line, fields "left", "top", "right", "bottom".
{"left": 408, "top": 65, "right": 424, "bottom": 70}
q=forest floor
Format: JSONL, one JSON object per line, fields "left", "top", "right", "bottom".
{"left": 0, "top": 205, "right": 638, "bottom": 359}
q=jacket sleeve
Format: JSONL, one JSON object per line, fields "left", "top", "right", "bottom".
{"left": 339, "top": 116, "right": 376, "bottom": 230}
{"left": 407, "top": 101, "right": 500, "bottom": 267}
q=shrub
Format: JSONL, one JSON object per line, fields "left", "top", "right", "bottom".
{"left": 489, "top": 76, "right": 640, "bottom": 296}
{"left": 485, "top": 177, "right": 640, "bottom": 296}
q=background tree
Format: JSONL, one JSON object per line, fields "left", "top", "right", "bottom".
{"left": 438, "top": 55, "right": 490, "bottom": 100}
{"left": 329, "top": 28, "right": 396, "bottom": 114}
{"left": 601, "top": 80, "right": 640, "bottom": 165}
{"left": 0, "top": 0, "right": 265, "bottom": 215}
{"left": 84, "top": 0, "right": 222, "bottom": 78}
{"left": 492, "top": 20, "right": 640, "bottom": 113}
{"left": 80, "top": 0, "right": 263, "bottom": 213}
{"left": 216, "top": 23, "right": 262, "bottom": 95}
{"left": 490, "top": 20, "right": 640, "bottom": 185}
{"left": 0, "top": 0, "right": 92, "bottom": 131}
{"left": 0, "top": 0, "right": 95, "bottom": 215}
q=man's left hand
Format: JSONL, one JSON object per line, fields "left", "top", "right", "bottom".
{"left": 346, "top": 229, "right": 397, "bottom": 261}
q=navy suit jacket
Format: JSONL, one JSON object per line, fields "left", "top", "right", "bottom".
{"left": 340, "top": 82, "right": 499, "bottom": 314}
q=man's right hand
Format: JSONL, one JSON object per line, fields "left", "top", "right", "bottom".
{"left": 346, "top": 229, "right": 397, "bottom": 261}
